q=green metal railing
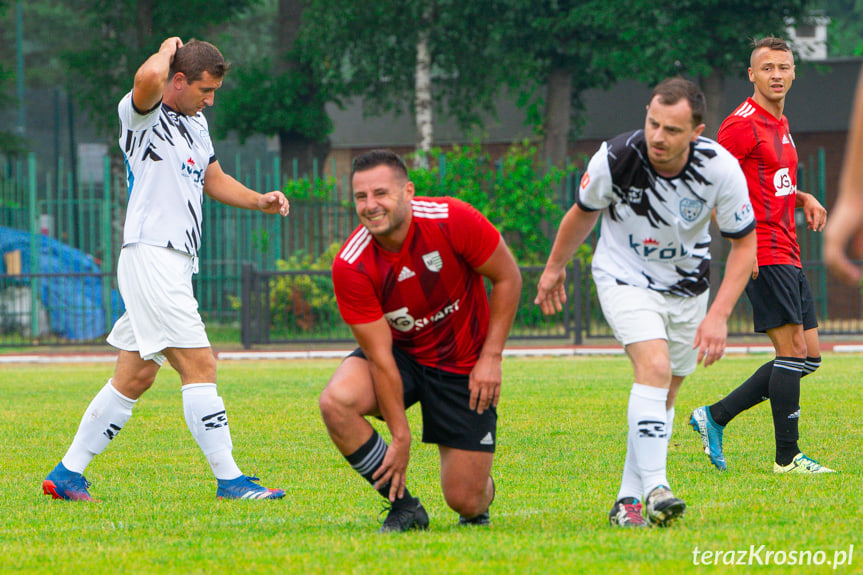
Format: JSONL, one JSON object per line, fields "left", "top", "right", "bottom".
{"left": 2, "top": 149, "right": 863, "bottom": 348}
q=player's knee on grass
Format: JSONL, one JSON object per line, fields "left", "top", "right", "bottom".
{"left": 443, "top": 487, "right": 490, "bottom": 518}
{"left": 442, "top": 475, "right": 493, "bottom": 517}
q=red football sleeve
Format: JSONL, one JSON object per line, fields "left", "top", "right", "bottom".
{"left": 446, "top": 198, "right": 501, "bottom": 269}
{"left": 332, "top": 259, "right": 383, "bottom": 325}
{"left": 717, "top": 117, "right": 754, "bottom": 164}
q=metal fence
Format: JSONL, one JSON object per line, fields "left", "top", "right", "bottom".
{"left": 237, "top": 259, "right": 863, "bottom": 349}
{"left": 238, "top": 263, "right": 586, "bottom": 348}
{"left": 0, "top": 153, "right": 358, "bottom": 347}
{"left": 3, "top": 149, "right": 863, "bottom": 348}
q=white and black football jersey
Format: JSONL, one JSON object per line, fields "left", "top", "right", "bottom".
{"left": 118, "top": 91, "right": 216, "bottom": 258}
{"left": 578, "top": 130, "right": 755, "bottom": 296}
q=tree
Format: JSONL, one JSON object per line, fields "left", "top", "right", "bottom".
{"left": 59, "top": 0, "right": 257, "bottom": 139}
{"left": 0, "top": 0, "right": 81, "bottom": 156}
{"left": 615, "top": 0, "right": 815, "bottom": 137}
{"left": 494, "top": 0, "right": 623, "bottom": 168}
{"left": 0, "top": 0, "right": 23, "bottom": 155}
{"left": 214, "top": 0, "right": 332, "bottom": 178}
{"left": 301, "top": 0, "right": 507, "bottom": 157}
{"left": 818, "top": 0, "right": 863, "bottom": 56}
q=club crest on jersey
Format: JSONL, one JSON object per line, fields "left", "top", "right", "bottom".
{"left": 180, "top": 157, "right": 204, "bottom": 185}
{"left": 383, "top": 307, "right": 415, "bottom": 332}
{"left": 773, "top": 168, "right": 795, "bottom": 197}
{"left": 679, "top": 198, "right": 703, "bottom": 222}
{"left": 422, "top": 251, "right": 443, "bottom": 272}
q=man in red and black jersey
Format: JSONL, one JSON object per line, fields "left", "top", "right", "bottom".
{"left": 690, "top": 37, "right": 835, "bottom": 474}
{"left": 320, "top": 150, "right": 522, "bottom": 532}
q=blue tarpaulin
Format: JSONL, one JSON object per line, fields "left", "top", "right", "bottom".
{"left": 0, "top": 226, "right": 120, "bottom": 341}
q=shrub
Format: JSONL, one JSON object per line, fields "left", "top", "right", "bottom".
{"left": 409, "top": 142, "right": 578, "bottom": 264}
{"left": 282, "top": 175, "right": 338, "bottom": 200}
{"left": 268, "top": 243, "right": 341, "bottom": 333}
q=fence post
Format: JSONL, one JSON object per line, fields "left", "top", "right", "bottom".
{"left": 241, "top": 263, "right": 253, "bottom": 349}
{"left": 817, "top": 147, "right": 828, "bottom": 321}
{"left": 571, "top": 260, "right": 582, "bottom": 345}
{"left": 27, "top": 153, "right": 39, "bottom": 339}
{"left": 273, "top": 156, "right": 282, "bottom": 261}
{"left": 101, "top": 155, "right": 113, "bottom": 332}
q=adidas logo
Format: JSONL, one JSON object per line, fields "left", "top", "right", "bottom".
{"left": 782, "top": 134, "right": 790, "bottom": 144}
{"left": 397, "top": 267, "right": 416, "bottom": 281}
{"left": 480, "top": 432, "right": 494, "bottom": 446}
{"left": 788, "top": 409, "right": 800, "bottom": 419}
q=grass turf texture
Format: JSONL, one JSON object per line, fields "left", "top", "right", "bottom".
{"left": 1, "top": 354, "right": 859, "bottom": 574}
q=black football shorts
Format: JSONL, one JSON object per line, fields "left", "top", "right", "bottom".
{"left": 745, "top": 264, "right": 818, "bottom": 333}
{"left": 348, "top": 346, "right": 497, "bottom": 453}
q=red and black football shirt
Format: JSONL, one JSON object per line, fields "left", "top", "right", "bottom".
{"left": 718, "top": 97, "right": 800, "bottom": 267}
{"left": 333, "top": 196, "right": 500, "bottom": 374}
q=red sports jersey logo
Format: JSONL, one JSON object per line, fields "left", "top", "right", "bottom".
{"left": 773, "top": 168, "right": 795, "bottom": 197}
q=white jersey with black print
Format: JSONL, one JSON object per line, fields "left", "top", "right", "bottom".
{"left": 118, "top": 91, "right": 216, "bottom": 258}
{"left": 578, "top": 129, "right": 755, "bottom": 297}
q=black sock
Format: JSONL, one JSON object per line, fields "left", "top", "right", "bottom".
{"left": 345, "top": 429, "right": 412, "bottom": 503}
{"left": 802, "top": 356, "right": 821, "bottom": 377}
{"left": 708, "top": 355, "right": 820, "bottom": 428}
{"left": 710, "top": 360, "right": 773, "bottom": 426}
{"left": 769, "top": 357, "right": 804, "bottom": 466}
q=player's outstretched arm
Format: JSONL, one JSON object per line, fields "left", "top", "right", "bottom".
{"left": 203, "top": 160, "right": 289, "bottom": 216}
{"left": 132, "top": 37, "right": 182, "bottom": 113}
{"left": 471, "top": 238, "right": 522, "bottom": 414}
{"left": 825, "top": 68, "right": 863, "bottom": 285}
{"left": 694, "top": 230, "right": 756, "bottom": 366}
{"left": 350, "top": 319, "right": 411, "bottom": 502}
{"left": 535, "top": 205, "right": 600, "bottom": 315}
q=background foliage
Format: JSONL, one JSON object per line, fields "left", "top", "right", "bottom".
{"left": 269, "top": 243, "right": 340, "bottom": 334}
{"left": 6, "top": 0, "right": 861, "bottom": 164}
{"left": 408, "top": 143, "right": 576, "bottom": 264}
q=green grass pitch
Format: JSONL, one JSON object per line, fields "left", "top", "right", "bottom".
{"left": 1, "top": 354, "right": 859, "bottom": 574}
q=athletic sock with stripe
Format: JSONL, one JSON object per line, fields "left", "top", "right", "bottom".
{"left": 345, "top": 429, "right": 414, "bottom": 505}
{"left": 769, "top": 357, "right": 805, "bottom": 466}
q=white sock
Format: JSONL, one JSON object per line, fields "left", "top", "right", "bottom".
{"left": 616, "top": 429, "right": 642, "bottom": 502}
{"left": 666, "top": 406, "right": 675, "bottom": 445}
{"left": 62, "top": 379, "right": 136, "bottom": 474}
{"left": 182, "top": 383, "right": 242, "bottom": 480}
{"left": 627, "top": 383, "right": 670, "bottom": 497}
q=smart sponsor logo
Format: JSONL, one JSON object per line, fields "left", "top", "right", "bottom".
{"left": 383, "top": 299, "right": 461, "bottom": 333}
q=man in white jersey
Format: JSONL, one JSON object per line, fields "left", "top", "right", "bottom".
{"left": 535, "top": 78, "right": 756, "bottom": 527}
{"left": 42, "top": 37, "right": 290, "bottom": 501}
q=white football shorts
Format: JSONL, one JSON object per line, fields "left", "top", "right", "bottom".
{"left": 597, "top": 283, "right": 709, "bottom": 377}
{"left": 107, "top": 243, "right": 210, "bottom": 364}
